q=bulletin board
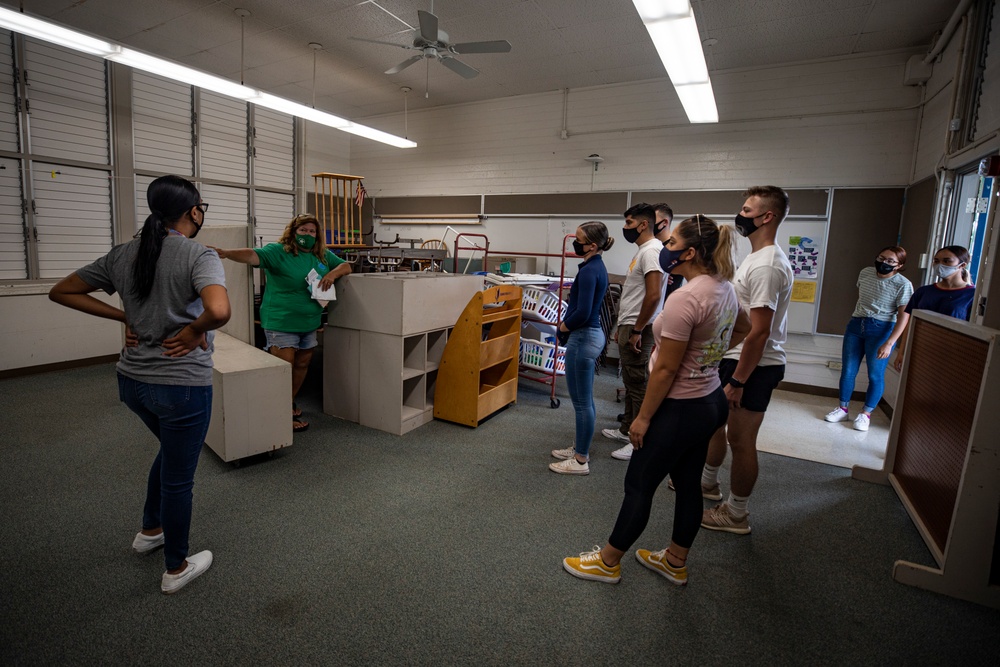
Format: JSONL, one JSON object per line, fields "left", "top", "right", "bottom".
{"left": 781, "top": 219, "right": 828, "bottom": 333}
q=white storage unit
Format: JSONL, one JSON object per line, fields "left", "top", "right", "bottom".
{"left": 206, "top": 332, "right": 292, "bottom": 464}
{"left": 323, "top": 273, "right": 484, "bottom": 435}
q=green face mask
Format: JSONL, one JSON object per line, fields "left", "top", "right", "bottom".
{"left": 295, "top": 234, "right": 316, "bottom": 250}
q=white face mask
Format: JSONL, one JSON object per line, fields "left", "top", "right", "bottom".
{"left": 935, "top": 264, "right": 961, "bottom": 280}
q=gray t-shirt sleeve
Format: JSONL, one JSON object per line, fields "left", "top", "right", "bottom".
{"left": 191, "top": 248, "right": 226, "bottom": 293}
{"left": 76, "top": 249, "right": 119, "bottom": 295}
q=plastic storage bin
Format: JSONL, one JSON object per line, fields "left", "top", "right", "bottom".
{"left": 519, "top": 337, "right": 566, "bottom": 375}
{"left": 521, "top": 287, "right": 567, "bottom": 323}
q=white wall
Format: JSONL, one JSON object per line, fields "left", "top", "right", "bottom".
{"left": 352, "top": 52, "right": 921, "bottom": 197}
{"left": 0, "top": 292, "right": 122, "bottom": 372}
{"left": 302, "top": 121, "right": 351, "bottom": 188}
{"left": 911, "top": 33, "right": 964, "bottom": 182}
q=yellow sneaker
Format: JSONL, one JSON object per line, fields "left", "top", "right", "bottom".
{"left": 562, "top": 546, "right": 620, "bottom": 584}
{"left": 636, "top": 548, "right": 687, "bottom": 586}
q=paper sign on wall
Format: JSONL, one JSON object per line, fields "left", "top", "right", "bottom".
{"left": 788, "top": 235, "right": 821, "bottom": 279}
{"left": 791, "top": 279, "right": 817, "bottom": 303}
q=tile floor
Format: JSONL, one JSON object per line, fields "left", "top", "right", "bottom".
{"left": 756, "top": 389, "right": 890, "bottom": 471}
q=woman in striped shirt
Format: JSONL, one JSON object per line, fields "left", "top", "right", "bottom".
{"left": 824, "top": 245, "right": 913, "bottom": 431}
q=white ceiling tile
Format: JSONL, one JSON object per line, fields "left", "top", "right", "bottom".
{"left": 0, "top": 0, "right": 959, "bottom": 120}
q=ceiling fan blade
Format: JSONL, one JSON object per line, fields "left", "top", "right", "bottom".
{"left": 440, "top": 56, "right": 479, "bottom": 79}
{"left": 386, "top": 55, "right": 424, "bottom": 75}
{"left": 350, "top": 36, "right": 415, "bottom": 50}
{"left": 417, "top": 10, "right": 439, "bottom": 42}
{"left": 450, "top": 40, "right": 512, "bottom": 54}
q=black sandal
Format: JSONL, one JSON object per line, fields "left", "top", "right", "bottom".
{"left": 293, "top": 417, "right": 309, "bottom": 433}
{"left": 292, "top": 402, "right": 303, "bottom": 418}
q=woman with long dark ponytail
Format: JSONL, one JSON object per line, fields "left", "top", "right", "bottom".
{"left": 50, "top": 175, "right": 230, "bottom": 594}
{"left": 561, "top": 215, "right": 751, "bottom": 586}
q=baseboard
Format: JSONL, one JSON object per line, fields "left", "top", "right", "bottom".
{"left": 778, "top": 381, "right": 894, "bottom": 418}
{"left": 0, "top": 355, "right": 118, "bottom": 380}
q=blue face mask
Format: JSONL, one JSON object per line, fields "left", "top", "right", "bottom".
{"left": 659, "top": 245, "right": 688, "bottom": 273}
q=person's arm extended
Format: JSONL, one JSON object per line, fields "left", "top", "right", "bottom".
{"left": 628, "top": 337, "right": 685, "bottom": 449}
{"left": 210, "top": 247, "right": 260, "bottom": 266}
{"left": 162, "top": 284, "right": 231, "bottom": 357}
{"left": 878, "top": 306, "right": 909, "bottom": 359}
{"left": 49, "top": 273, "right": 126, "bottom": 323}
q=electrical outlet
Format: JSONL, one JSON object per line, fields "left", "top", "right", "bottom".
{"left": 827, "top": 361, "right": 842, "bottom": 370}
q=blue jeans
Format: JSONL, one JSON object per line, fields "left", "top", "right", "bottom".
{"left": 839, "top": 317, "right": 894, "bottom": 412}
{"left": 117, "top": 374, "right": 212, "bottom": 571}
{"left": 564, "top": 327, "right": 606, "bottom": 458}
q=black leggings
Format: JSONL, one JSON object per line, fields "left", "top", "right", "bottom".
{"left": 608, "top": 388, "right": 728, "bottom": 552}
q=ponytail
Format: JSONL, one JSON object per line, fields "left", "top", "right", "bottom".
{"left": 713, "top": 225, "right": 737, "bottom": 282}
{"left": 133, "top": 212, "right": 168, "bottom": 300}
{"left": 131, "top": 175, "right": 202, "bottom": 301}
{"left": 579, "top": 220, "right": 614, "bottom": 252}
{"left": 672, "top": 214, "right": 735, "bottom": 279}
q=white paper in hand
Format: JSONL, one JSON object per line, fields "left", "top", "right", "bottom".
{"left": 305, "top": 269, "right": 336, "bottom": 308}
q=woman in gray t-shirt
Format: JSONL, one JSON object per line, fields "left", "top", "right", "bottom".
{"left": 49, "top": 175, "right": 229, "bottom": 595}
{"left": 824, "top": 245, "right": 913, "bottom": 432}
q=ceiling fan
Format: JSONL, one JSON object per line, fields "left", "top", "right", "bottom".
{"left": 354, "top": 3, "right": 512, "bottom": 85}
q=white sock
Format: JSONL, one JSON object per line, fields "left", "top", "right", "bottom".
{"left": 701, "top": 464, "right": 721, "bottom": 488}
{"left": 727, "top": 492, "right": 750, "bottom": 518}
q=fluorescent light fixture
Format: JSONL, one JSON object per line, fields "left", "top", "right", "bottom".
{"left": 673, "top": 82, "right": 719, "bottom": 123}
{"left": 0, "top": 6, "right": 118, "bottom": 57}
{"left": 630, "top": 0, "right": 719, "bottom": 123}
{"left": 0, "top": 7, "right": 416, "bottom": 148}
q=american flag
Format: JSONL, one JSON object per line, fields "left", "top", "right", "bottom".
{"left": 355, "top": 181, "right": 367, "bottom": 208}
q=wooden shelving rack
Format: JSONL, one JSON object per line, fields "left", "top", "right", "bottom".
{"left": 312, "top": 172, "right": 364, "bottom": 247}
{"left": 434, "top": 284, "right": 522, "bottom": 427}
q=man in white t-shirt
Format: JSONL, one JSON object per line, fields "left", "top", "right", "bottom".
{"left": 700, "top": 186, "right": 793, "bottom": 535}
{"left": 602, "top": 203, "right": 663, "bottom": 460}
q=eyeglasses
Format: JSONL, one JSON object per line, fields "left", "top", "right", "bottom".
{"left": 196, "top": 203, "right": 209, "bottom": 214}
{"left": 875, "top": 255, "right": 898, "bottom": 266}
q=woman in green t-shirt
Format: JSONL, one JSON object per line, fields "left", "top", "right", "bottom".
{"left": 212, "top": 214, "right": 351, "bottom": 431}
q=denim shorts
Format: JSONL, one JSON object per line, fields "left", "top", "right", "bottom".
{"left": 264, "top": 329, "right": 318, "bottom": 350}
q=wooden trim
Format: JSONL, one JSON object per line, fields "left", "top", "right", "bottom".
{"left": 0, "top": 355, "right": 118, "bottom": 379}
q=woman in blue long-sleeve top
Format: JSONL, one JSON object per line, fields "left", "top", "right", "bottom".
{"left": 549, "top": 221, "right": 614, "bottom": 475}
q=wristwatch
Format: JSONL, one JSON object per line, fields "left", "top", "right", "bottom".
{"left": 727, "top": 377, "right": 746, "bottom": 389}
{"left": 630, "top": 328, "right": 643, "bottom": 337}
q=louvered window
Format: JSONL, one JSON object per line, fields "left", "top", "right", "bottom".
{"left": 0, "top": 35, "right": 112, "bottom": 281}
{"left": 133, "top": 71, "right": 192, "bottom": 176}
{"left": 253, "top": 190, "right": 295, "bottom": 245}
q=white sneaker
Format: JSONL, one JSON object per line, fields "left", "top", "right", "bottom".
{"left": 132, "top": 530, "right": 164, "bottom": 554}
{"left": 611, "top": 443, "right": 633, "bottom": 460}
{"left": 824, "top": 407, "right": 850, "bottom": 423}
{"left": 161, "top": 550, "right": 213, "bottom": 594}
{"left": 602, "top": 428, "right": 631, "bottom": 443}
{"left": 853, "top": 413, "right": 871, "bottom": 431}
{"left": 551, "top": 447, "right": 575, "bottom": 460}
{"left": 549, "top": 458, "right": 589, "bottom": 475}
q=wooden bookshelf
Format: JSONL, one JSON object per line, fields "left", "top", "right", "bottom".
{"left": 434, "top": 285, "right": 522, "bottom": 427}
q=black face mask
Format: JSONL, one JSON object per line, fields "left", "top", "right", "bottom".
{"left": 659, "top": 246, "right": 688, "bottom": 273}
{"left": 734, "top": 213, "right": 762, "bottom": 237}
{"left": 572, "top": 240, "right": 590, "bottom": 256}
{"left": 622, "top": 225, "right": 642, "bottom": 244}
{"left": 874, "top": 261, "right": 896, "bottom": 275}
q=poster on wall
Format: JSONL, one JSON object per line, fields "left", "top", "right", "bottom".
{"left": 788, "top": 235, "right": 821, "bottom": 279}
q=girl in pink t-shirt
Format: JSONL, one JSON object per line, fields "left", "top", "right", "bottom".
{"left": 562, "top": 215, "right": 750, "bottom": 586}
